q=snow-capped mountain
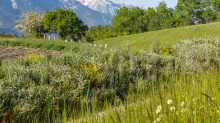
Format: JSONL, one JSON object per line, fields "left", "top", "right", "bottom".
{"left": 0, "top": 0, "right": 132, "bottom": 37}
{"left": 76, "top": 0, "right": 133, "bottom": 16}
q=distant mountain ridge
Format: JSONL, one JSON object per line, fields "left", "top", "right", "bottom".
{"left": 76, "top": 0, "right": 133, "bottom": 16}
{"left": 0, "top": 0, "right": 133, "bottom": 37}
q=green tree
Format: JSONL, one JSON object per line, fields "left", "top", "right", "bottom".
{"left": 167, "top": 7, "right": 177, "bottom": 28}
{"left": 173, "top": 0, "right": 201, "bottom": 27}
{"left": 21, "top": 34, "right": 26, "bottom": 38}
{"left": 1, "top": 31, "right": 5, "bottom": 38}
{"left": 130, "top": 6, "right": 146, "bottom": 34}
{"left": 14, "top": 11, "right": 47, "bottom": 38}
{"left": 111, "top": 6, "right": 133, "bottom": 36}
{"left": 89, "top": 26, "right": 96, "bottom": 41}
{"left": 155, "top": 1, "right": 173, "bottom": 30}
{"left": 211, "top": 0, "right": 220, "bottom": 22}
{"left": 6, "top": 33, "right": 13, "bottom": 38}
{"left": 43, "top": 7, "right": 88, "bottom": 40}
{"left": 13, "top": 33, "right": 18, "bottom": 38}
{"left": 198, "top": 0, "right": 214, "bottom": 23}
{"left": 143, "top": 7, "right": 158, "bottom": 31}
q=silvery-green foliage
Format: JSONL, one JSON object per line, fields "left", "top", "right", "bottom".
{"left": 14, "top": 11, "right": 45, "bottom": 38}
{"left": 172, "top": 36, "right": 220, "bottom": 76}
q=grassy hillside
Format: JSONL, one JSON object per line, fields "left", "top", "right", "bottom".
{"left": 93, "top": 22, "right": 220, "bottom": 51}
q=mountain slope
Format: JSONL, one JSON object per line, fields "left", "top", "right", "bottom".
{"left": 76, "top": 0, "right": 133, "bottom": 16}
{"left": 0, "top": 0, "right": 116, "bottom": 36}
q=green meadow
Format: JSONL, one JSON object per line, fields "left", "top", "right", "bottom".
{"left": 93, "top": 22, "right": 220, "bottom": 52}
{"left": 0, "top": 22, "right": 220, "bottom": 123}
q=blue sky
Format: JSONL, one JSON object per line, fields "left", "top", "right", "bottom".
{"left": 111, "top": 0, "right": 179, "bottom": 10}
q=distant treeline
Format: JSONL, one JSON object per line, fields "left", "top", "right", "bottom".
{"left": 4, "top": 0, "right": 220, "bottom": 42}
{"left": 87, "top": 0, "right": 220, "bottom": 42}
{"left": 0, "top": 31, "right": 26, "bottom": 38}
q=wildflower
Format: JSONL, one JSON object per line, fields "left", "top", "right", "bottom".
{"left": 1, "top": 71, "right": 3, "bottom": 72}
{"left": 193, "top": 98, "right": 197, "bottom": 101}
{"left": 170, "top": 106, "right": 175, "bottom": 111}
{"left": 55, "top": 106, "right": 57, "bottom": 107}
{"left": 181, "top": 109, "right": 186, "bottom": 112}
{"left": 156, "top": 109, "right": 160, "bottom": 113}
{"left": 217, "top": 110, "right": 219, "bottom": 113}
{"left": 28, "top": 107, "right": 30, "bottom": 109}
{"left": 154, "top": 121, "right": 156, "bottom": 123}
{"left": 181, "top": 102, "right": 184, "bottom": 106}
{"left": 8, "top": 111, "right": 10, "bottom": 113}
{"left": 167, "top": 100, "right": 172, "bottom": 104}
{"left": 73, "top": 66, "right": 75, "bottom": 68}
{"left": 157, "top": 105, "right": 162, "bottom": 110}
{"left": 175, "top": 111, "right": 178, "bottom": 115}
{"left": 10, "top": 115, "right": 12, "bottom": 117}
{"left": 157, "top": 118, "right": 161, "bottom": 121}
{"left": 159, "top": 114, "right": 163, "bottom": 117}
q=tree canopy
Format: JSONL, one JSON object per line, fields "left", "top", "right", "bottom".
{"left": 43, "top": 7, "right": 88, "bottom": 40}
{"left": 14, "top": 11, "right": 46, "bottom": 38}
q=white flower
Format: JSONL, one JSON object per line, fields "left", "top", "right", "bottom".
{"left": 157, "top": 105, "right": 162, "bottom": 110}
{"left": 217, "top": 110, "right": 219, "bottom": 113}
{"left": 167, "top": 99, "right": 172, "bottom": 104}
{"left": 156, "top": 109, "right": 160, "bottom": 113}
{"left": 154, "top": 121, "right": 156, "bottom": 123}
{"left": 157, "top": 118, "right": 161, "bottom": 121}
{"left": 159, "top": 114, "right": 163, "bottom": 117}
{"left": 181, "top": 109, "right": 186, "bottom": 112}
{"left": 170, "top": 106, "right": 175, "bottom": 111}
{"left": 193, "top": 98, "right": 198, "bottom": 101}
{"left": 175, "top": 111, "right": 178, "bottom": 115}
{"left": 181, "top": 102, "right": 184, "bottom": 106}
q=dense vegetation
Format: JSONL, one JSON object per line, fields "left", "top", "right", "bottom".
{"left": 0, "top": 0, "right": 220, "bottom": 122}
{"left": 0, "top": 29, "right": 220, "bottom": 122}
{"left": 2, "top": 0, "right": 219, "bottom": 44}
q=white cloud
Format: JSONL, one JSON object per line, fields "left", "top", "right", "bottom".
{"left": 10, "top": 0, "right": 18, "bottom": 9}
{"left": 131, "top": 3, "right": 139, "bottom": 7}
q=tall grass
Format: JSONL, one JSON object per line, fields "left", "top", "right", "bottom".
{"left": 0, "top": 28, "right": 220, "bottom": 122}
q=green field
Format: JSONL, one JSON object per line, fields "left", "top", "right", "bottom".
{"left": 93, "top": 22, "right": 220, "bottom": 51}
{"left": 0, "top": 22, "right": 220, "bottom": 123}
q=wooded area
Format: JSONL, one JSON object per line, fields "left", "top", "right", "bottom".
{"left": 1, "top": 0, "right": 220, "bottom": 43}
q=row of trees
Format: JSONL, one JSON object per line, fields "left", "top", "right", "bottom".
{"left": 89, "top": 0, "right": 220, "bottom": 41}
{"left": 0, "top": 31, "right": 22, "bottom": 38}
{"left": 13, "top": 0, "right": 220, "bottom": 42}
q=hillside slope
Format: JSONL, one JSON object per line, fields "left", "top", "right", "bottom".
{"left": 93, "top": 22, "right": 220, "bottom": 51}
